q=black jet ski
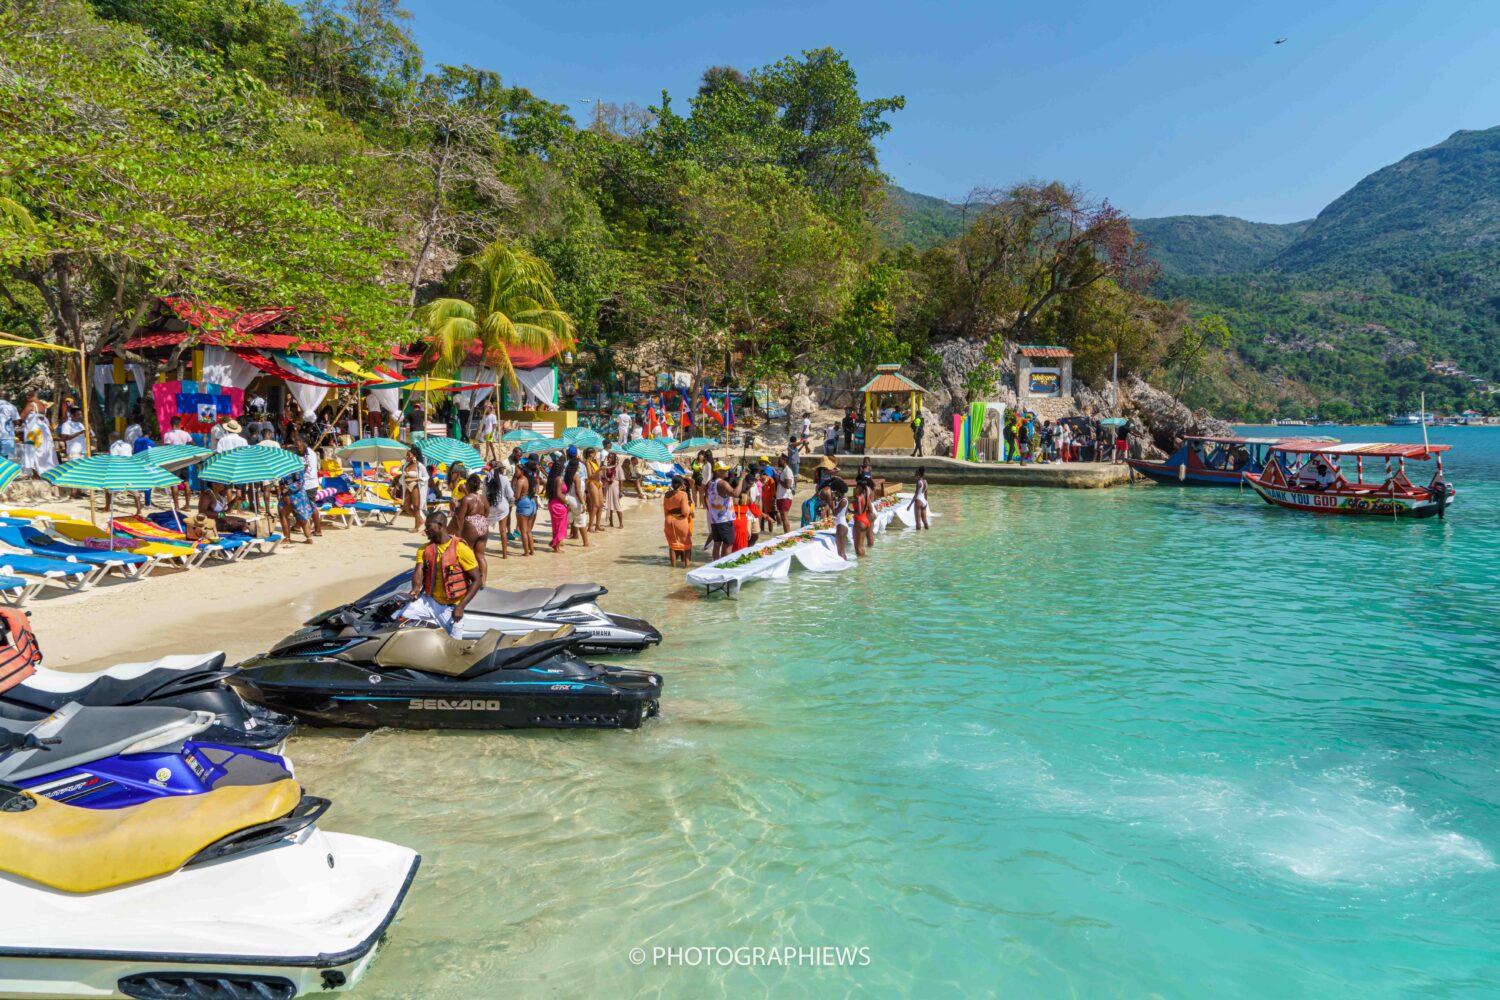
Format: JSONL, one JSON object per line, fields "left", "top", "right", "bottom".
{"left": 341, "top": 573, "right": 662, "bottom": 654}
{"left": 0, "top": 609, "right": 294, "bottom": 750}
{"left": 232, "top": 596, "right": 663, "bottom": 730}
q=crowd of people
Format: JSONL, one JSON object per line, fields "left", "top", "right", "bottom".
{"left": 996, "top": 413, "right": 1131, "bottom": 465}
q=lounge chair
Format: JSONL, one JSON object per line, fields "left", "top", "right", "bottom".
{"left": 0, "top": 572, "right": 41, "bottom": 607}
{"left": 143, "top": 511, "right": 282, "bottom": 556}
{"left": 46, "top": 518, "right": 197, "bottom": 570}
{"left": 0, "top": 522, "right": 156, "bottom": 579}
{"left": 321, "top": 476, "right": 398, "bottom": 525}
{"left": 0, "top": 550, "right": 103, "bottom": 591}
{"left": 111, "top": 516, "right": 248, "bottom": 564}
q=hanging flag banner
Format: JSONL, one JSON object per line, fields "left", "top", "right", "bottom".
{"left": 151, "top": 380, "right": 244, "bottom": 438}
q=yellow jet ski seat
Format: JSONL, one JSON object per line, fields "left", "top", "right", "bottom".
{"left": 373, "top": 624, "right": 574, "bottom": 677}
{"left": 0, "top": 778, "right": 301, "bottom": 893}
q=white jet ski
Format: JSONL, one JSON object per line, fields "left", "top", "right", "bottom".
{"left": 337, "top": 573, "right": 663, "bottom": 654}
{"left": 0, "top": 734, "right": 418, "bottom": 998}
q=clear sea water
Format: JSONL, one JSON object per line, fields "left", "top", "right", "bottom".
{"left": 294, "top": 425, "right": 1500, "bottom": 999}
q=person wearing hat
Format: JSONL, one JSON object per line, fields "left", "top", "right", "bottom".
{"left": 215, "top": 418, "right": 248, "bottom": 452}
{"left": 705, "top": 461, "right": 741, "bottom": 560}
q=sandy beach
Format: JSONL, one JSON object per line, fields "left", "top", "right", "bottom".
{"left": 17, "top": 494, "right": 679, "bottom": 671}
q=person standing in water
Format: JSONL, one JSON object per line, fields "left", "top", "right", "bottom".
{"left": 907, "top": 466, "right": 930, "bottom": 530}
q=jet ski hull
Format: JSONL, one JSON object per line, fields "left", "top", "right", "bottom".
{"left": 234, "top": 657, "right": 662, "bottom": 730}
{"left": 0, "top": 829, "right": 419, "bottom": 999}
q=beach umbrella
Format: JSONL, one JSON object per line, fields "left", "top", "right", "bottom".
{"left": 0, "top": 458, "right": 21, "bottom": 496}
{"left": 502, "top": 428, "right": 545, "bottom": 442}
{"left": 672, "top": 437, "right": 718, "bottom": 452}
{"left": 622, "top": 439, "right": 674, "bottom": 464}
{"left": 43, "top": 455, "right": 181, "bottom": 491}
{"left": 520, "top": 437, "right": 566, "bottom": 455}
{"left": 134, "top": 443, "right": 213, "bottom": 472}
{"left": 200, "top": 447, "right": 304, "bottom": 485}
{"left": 562, "top": 427, "right": 604, "bottom": 449}
{"left": 338, "top": 437, "right": 410, "bottom": 463}
{"left": 415, "top": 436, "right": 483, "bottom": 469}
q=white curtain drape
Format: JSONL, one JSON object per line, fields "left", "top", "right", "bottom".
{"left": 286, "top": 352, "right": 331, "bottom": 415}
{"left": 201, "top": 347, "right": 261, "bottom": 390}
{"left": 513, "top": 366, "right": 556, "bottom": 408}
{"left": 456, "top": 365, "right": 497, "bottom": 410}
{"left": 92, "top": 363, "right": 148, "bottom": 399}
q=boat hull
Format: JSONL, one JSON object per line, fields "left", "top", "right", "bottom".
{"left": 1126, "top": 459, "right": 1248, "bottom": 487}
{"left": 1245, "top": 478, "right": 1450, "bottom": 518}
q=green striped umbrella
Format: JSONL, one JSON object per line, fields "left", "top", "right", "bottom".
{"left": 502, "top": 428, "right": 545, "bottom": 442}
{"left": 200, "top": 446, "right": 304, "bottom": 485}
{"left": 520, "top": 437, "right": 565, "bottom": 455}
{"left": 622, "top": 439, "right": 675, "bottom": 464}
{"left": 562, "top": 427, "right": 604, "bottom": 448}
{"left": 673, "top": 436, "right": 719, "bottom": 452}
{"left": 43, "top": 455, "right": 181, "bottom": 490}
{"left": 0, "top": 458, "right": 22, "bottom": 495}
{"left": 415, "top": 436, "right": 483, "bottom": 469}
{"left": 338, "top": 437, "right": 410, "bottom": 463}
{"left": 135, "top": 444, "right": 213, "bottom": 472}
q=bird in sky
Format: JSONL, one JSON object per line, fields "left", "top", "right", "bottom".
{"left": 1274, "top": 37, "right": 1288, "bottom": 44}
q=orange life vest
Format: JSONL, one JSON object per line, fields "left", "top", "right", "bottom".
{"left": 0, "top": 607, "right": 40, "bottom": 694}
{"left": 420, "top": 540, "right": 471, "bottom": 605}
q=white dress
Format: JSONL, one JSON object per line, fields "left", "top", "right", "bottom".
{"left": 20, "top": 411, "right": 56, "bottom": 475}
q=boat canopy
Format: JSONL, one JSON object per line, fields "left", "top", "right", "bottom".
{"left": 1184, "top": 435, "right": 1338, "bottom": 446}
{"left": 1271, "top": 440, "right": 1451, "bottom": 459}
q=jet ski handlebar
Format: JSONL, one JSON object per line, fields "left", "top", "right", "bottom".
{"left": 0, "top": 732, "right": 59, "bottom": 754}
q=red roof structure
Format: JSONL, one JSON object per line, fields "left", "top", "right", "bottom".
{"left": 117, "top": 297, "right": 332, "bottom": 353}
{"left": 413, "top": 338, "right": 562, "bottom": 372}
{"left": 1016, "top": 345, "right": 1074, "bottom": 358}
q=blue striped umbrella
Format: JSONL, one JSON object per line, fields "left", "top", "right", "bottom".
{"left": 135, "top": 443, "right": 213, "bottom": 472}
{"left": 42, "top": 455, "right": 181, "bottom": 490}
{"left": 562, "top": 427, "right": 604, "bottom": 449}
{"left": 338, "top": 437, "right": 410, "bottom": 463}
{"left": 502, "top": 428, "right": 544, "bottom": 442}
{"left": 415, "top": 436, "right": 483, "bottom": 469}
{"left": 622, "top": 439, "right": 674, "bottom": 464}
{"left": 520, "top": 437, "right": 565, "bottom": 455}
{"left": 0, "top": 458, "right": 22, "bottom": 495}
{"left": 673, "top": 437, "right": 719, "bottom": 452}
{"left": 199, "top": 446, "right": 304, "bottom": 485}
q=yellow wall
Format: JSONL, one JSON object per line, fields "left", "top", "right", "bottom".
{"left": 866, "top": 421, "right": 914, "bottom": 452}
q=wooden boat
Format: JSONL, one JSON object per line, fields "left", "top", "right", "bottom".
{"left": 1243, "top": 440, "right": 1456, "bottom": 519}
{"left": 1126, "top": 435, "right": 1333, "bottom": 487}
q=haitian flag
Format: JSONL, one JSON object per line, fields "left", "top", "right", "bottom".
{"left": 151, "top": 380, "right": 244, "bottom": 440}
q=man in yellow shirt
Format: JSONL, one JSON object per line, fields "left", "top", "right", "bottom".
{"left": 401, "top": 511, "right": 481, "bottom": 637}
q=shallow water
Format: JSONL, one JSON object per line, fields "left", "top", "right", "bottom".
{"left": 294, "top": 425, "right": 1500, "bottom": 998}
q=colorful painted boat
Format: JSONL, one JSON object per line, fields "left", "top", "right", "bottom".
{"left": 1243, "top": 440, "right": 1456, "bottom": 519}
{"left": 1126, "top": 436, "right": 1332, "bottom": 487}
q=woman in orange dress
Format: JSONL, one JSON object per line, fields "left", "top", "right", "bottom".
{"left": 662, "top": 475, "right": 694, "bottom": 568}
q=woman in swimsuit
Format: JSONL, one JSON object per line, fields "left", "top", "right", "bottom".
{"left": 486, "top": 463, "right": 513, "bottom": 560}
{"left": 512, "top": 460, "right": 536, "bottom": 556}
{"left": 583, "top": 447, "right": 604, "bottom": 532}
{"left": 455, "top": 472, "right": 491, "bottom": 584}
{"left": 823, "top": 482, "right": 850, "bottom": 560}
{"left": 908, "top": 465, "right": 930, "bottom": 530}
{"left": 850, "top": 475, "right": 873, "bottom": 557}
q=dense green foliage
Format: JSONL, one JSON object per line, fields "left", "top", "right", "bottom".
{"left": 1130, "top": 215, "right": 1309, "bottom": 277}
{"left": 1, "top": 0, "right": 1218, "bottom": 419}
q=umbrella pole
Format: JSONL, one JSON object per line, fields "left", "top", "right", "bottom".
{"left": 89, "top": 488, "right": 96, "bottom": 526}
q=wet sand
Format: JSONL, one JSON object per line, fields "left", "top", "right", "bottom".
{"left": 19, "top": 495, "right": 682, "bottom": 670}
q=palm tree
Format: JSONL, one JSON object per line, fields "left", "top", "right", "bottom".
{"left": 415, "top": 241, "right": 576, "bottom": 388}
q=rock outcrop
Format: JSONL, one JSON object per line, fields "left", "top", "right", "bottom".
{"left": 1119, "top": 374, "right": 1235, "bottom": 455}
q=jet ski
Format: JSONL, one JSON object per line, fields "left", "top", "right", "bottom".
{"left": 234, "top": 596, "right": 663, "bottom": 730}
{"left": 0, "top": 608, "right": 294, "bottom": 750}
{"left": 0, "top": 763, "right": 418, "bottom": 998}
{"left": 1, "top": 703, "right": 292, "bottom": 809}
{"left": 341, "top": 572, "right": 662, "bottom": 654}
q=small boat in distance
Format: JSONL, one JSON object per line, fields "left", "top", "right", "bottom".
{"left": 1244, "top": 440, "right": 1456, "bottom": 518}
{"left": 1126, "top": 435, "right": 1335, "bottom": 487}
{"left": 1386, "top": 413, "right": 1435, "bottom": 426}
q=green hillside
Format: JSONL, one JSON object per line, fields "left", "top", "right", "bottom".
{"left": 1274, "top": 127, "right": 1500, "bottom": 274}
{"left": 1131, "top": 215, "right": 1310, "bottom": 276}
{"left": 881, "top": 185, "right": 964, "bottom": 248}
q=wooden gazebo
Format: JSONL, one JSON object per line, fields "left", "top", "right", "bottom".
{"left": 860, "top": 364, "right": 928, "bottom": 453}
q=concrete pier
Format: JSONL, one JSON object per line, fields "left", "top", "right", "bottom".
{"left": 804, "top": 454, "right": 1132, "bottom": 488}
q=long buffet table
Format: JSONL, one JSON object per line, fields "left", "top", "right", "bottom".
{"left": 685, "top": 493, "right": 931, "bottom": 595}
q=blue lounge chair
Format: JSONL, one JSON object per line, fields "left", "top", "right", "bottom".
{"left": 143, "top": 511, "right": 280, "bottom": 556}
{"left": 0, "top": 572, "right": 40, "bottom": 606}
{"left": 0, "top": 549, "right": 102, "bottom": 591}
{"left": 321, "top": 476, "right": 398, "bottom": 525}
{"left": 0, "top": 523, "right": 156, "bottom": 579}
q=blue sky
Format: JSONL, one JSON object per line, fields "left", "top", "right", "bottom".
{"left": 407, "top": 0, "right": 1500, "bottom": 222}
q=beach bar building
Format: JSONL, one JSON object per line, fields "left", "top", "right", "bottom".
{"left": 859, "top": 364, "right": 928, "bottom": 453}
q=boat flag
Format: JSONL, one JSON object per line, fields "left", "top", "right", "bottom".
{"left": 723, "top": 388, "right": 735, "bottom": 429}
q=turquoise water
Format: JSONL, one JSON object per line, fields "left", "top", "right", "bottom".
{"left": 298, "top": 425, "right": 1500, "bottom": 998}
